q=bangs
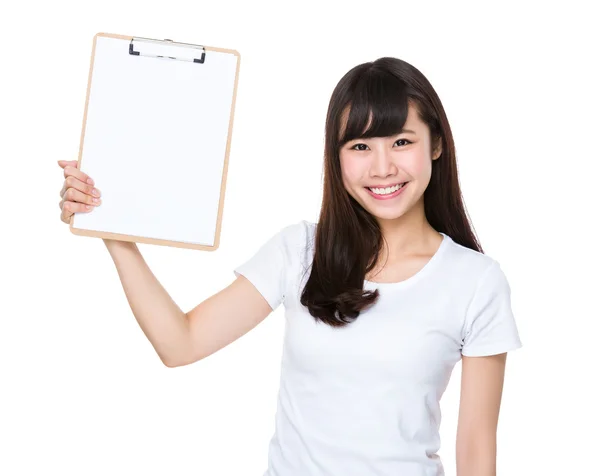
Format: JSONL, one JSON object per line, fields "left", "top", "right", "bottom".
{"left": 337, "top": 70, "right": 410, "bottom": 147}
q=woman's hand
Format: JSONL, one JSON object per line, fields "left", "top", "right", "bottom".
{"left": 57, "top": 160, "right": 101, "bottom": 224}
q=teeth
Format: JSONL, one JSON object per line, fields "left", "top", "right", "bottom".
{"left": 369, "top": 183, "right": 404, "bottom": 195}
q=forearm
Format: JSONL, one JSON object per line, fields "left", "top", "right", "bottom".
{"left": 103, "top": 239, "right": 190, "bottom": 366}
{"left": 456, "top": 439, "right": 496, "bottom": 476}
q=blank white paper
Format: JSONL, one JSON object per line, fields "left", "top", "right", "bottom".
{"left": 71, "top": 35, "right": 238, "bottom": 246}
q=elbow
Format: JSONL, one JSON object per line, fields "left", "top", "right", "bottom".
{"left": 162, "top": 359, "right": 181, "bottom": 368}
{"left": 161, "top": 350, "right": 198, "bottom": 368}
{"left": 160, "top": 353, "right": 187, "bottom": 368}
{"left": 159, "top": 335, "right": 194, "bottom": 368}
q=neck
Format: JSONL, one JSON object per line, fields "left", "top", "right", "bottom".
{"left": 375, "top": 198, "right": 439, "bottom": 260}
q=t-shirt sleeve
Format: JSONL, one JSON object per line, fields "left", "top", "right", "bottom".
{"left": 461, "top": 260, "right": 523, "bottom": 357}
{"left": 233, "top": 226, "right": 288, "bottom": 312}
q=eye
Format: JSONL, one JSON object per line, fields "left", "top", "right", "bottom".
{"left": 395, "top": 139, "right": 412, "bottom": 147}
{"left": 351, "top": 143, "right": 369, "bottom": 151}
{"left": 350, "top": 138, "right": 412, "bottom": 151}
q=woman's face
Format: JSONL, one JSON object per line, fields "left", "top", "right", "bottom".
{"left": 338, "top": 103, "right": 441, "bottom": 223}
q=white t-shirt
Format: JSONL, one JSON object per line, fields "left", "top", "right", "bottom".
{"left": 233, "top": 220, "right": 523, "bottom": 476}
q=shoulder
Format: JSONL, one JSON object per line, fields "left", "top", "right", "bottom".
{"left": 442, "top": 237, "right": 517, "bottom": 333}
{"left": 278, "top": 219, "right": 315, "bottom": 237}
{"left": 277, "top": 219, "right": 316, "bottom": 246}
{"left": 272, "top": 220, "right": 317, "bottom": 286}
{"left": 443, "top": 234, "right": 505, "bottom": 284}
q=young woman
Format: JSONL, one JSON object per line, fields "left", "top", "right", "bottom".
{"left": 58, "top": 57, "right": 523, "bottom": 476}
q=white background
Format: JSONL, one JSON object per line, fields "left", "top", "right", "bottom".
{"left": 1, "top": 1, "right": 598, "bottom": 475}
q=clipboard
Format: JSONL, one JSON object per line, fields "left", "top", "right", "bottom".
{"left": 70, "top": 32, "right": 241, "bottom": 251}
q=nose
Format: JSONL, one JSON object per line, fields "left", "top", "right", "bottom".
{"left": 369, "top": 147, "right": 397, "bottom": 178}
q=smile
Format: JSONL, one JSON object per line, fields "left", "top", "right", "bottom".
{"left": 364, "top": 182, "right": 408, "bottom": 200}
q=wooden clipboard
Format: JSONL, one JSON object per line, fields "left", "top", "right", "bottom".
{"left": 70, "top": 32, "right": 241, "bottom": 251}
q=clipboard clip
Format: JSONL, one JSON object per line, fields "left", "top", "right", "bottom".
{"left": 129, "top": 37, "right": 206, "bottom": 63}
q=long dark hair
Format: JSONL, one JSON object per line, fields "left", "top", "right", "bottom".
{"left": 299, "top": 57, "right": 482, "bottom": 328}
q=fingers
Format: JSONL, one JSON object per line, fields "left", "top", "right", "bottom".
{"left": 60, "top": 175, "right": 100, "bottom": 199}
{"left": 58, "top": 159, "right": 101, "bottom": 225}
{"left": 59, "top": 199, "right": 74, "bottom": 224}
{"left": 59, "top": 197, "right": 97, "bottom": 224}
{"left": 63, "top": 187, "right": 102, "bottom": 207}
{"left": 58, "top": 159, "right": 94, "bottom": 187}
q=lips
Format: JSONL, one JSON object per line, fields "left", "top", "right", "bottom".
{"left": 366, "top": 182, "right": 407, "bottom": 189}
{"left": 364, "top": 182, "right": 408, "bottom": 193}
{"left": 364, "top": 181, "right": 409, "bottom": 200}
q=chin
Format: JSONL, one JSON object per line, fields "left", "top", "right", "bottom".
{"left": 359, "top": 200, "right": 402, "bottom": 217}
{"left": 371, "top": 210, "right": 407, "bottom": 222}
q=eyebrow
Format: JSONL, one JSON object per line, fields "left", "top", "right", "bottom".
{"left": 347, "top": 129, "right": 417, "bottom": 141}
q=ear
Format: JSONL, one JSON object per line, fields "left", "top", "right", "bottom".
{"left": 432, "top": 137, "right": 443, "bottom": 160}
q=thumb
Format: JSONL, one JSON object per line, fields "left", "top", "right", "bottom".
{"left": 57, "top": 160, "right": 78, "bottom": 169}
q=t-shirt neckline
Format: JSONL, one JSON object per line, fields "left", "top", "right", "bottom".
{"left": 363, "top": 232, "right": 450, "bottom": 289}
